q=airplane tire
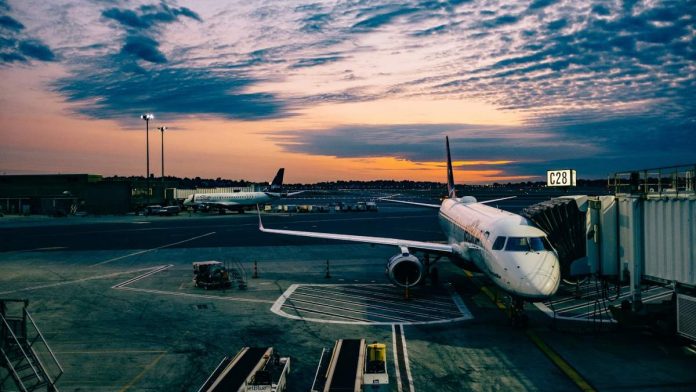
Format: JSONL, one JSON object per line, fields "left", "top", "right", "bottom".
{"left": 430, "top": 267, "right": 439, "bottom": 285}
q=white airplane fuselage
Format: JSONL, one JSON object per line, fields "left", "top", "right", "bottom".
{"left": 184, "top": 192, "right": 273, "bottom": 208}
{"left": 438, "top": 198, "right": 560, "bottom": 301}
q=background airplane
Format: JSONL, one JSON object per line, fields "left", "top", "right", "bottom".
{"left": 184, "top": 168, "right": 303, "bottom": 213}
{"left": 259, "top": 138, "right": 561, "bottom": 325}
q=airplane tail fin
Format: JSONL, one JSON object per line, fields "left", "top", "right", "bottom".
{"left": 269, "top": 168, "right": 285, "bottom": 192}
{"left": 446, "top": 136, "right": 456, "bottom": 198}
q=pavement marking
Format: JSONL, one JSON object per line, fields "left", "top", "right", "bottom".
{"left": 111, "top": 265, "right": 173, "bottom": 289}
{"left": 110, "top": 264, "right": 274, "bottom": 304}
{"left": 291, "top": 291, "right": 461, "bottom": 319}
{"left": 400, "top": 325, "right": 415, "bottom": 392}
{"left": 49, "top": 350, "right": 167, "bottom": 355}
{"left": 115, "top": 285, "right": 275, "bottom": 305}
{"left": 534, "top": 283, "right": 672, "bottom": 323}
{"left": 118, "top": 351, "right": 167, "bottom": 392}
{"left": 392, "top": 324, "right": 415, "bottom": 392}
{"left": 0, "top": 266, "right": 168, "bottom": 295}
{"left": 271, "top": 284, "right": 473, "bottom": 325}
{"left": 90, "top": 231, "right": 216, "bottom": 266}
{"left": 526, "top": 330, "right": 596, "bottom": 392}
{"left": 391, "top": 324, "right": 404, "bottom": 392}
{"left": 460, "top": 269, "right": 596, "bottom": 392}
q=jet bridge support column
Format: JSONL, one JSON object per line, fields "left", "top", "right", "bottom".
{"left": 618, "top": 196, "right": 644, "bottom": 311}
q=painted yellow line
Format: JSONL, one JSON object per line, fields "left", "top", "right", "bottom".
{"left": 118, "top": 351, "right": 166, "bottom": 392}
{"left": 526, "top": 330, "right": 596, "bottom": 392}
{"left": 460, "top": 270, "right": 596, "bottom": 392}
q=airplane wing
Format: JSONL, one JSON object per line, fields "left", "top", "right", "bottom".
{"left": 477, "top": 196, "right": 516, "bottom": 204}
{"left": 377, "top": 198, "right": 441, "bottom": 208}
{"left": 264, "top": 191, "right": 306, "bottom": 198}
{"left": 257, "top": 211, "right": 453, "bottom": 254}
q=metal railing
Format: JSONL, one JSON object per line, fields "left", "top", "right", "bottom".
{"left": 26, "top": 310, "right": 64, "bottom": 385}
{"left": 609, "top": 164, "right": 696, "bottom": 198}
{"left": 1, "top": 312, "right": 42, "bottom": 390}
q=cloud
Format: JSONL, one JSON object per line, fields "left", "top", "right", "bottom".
{"left": 54, "top": 65, "right": 286, "bottom": 121}
{"left": 100, "top": 3, "right": 201, "bottom": 65}
{"left": 18, "top": 40, "right": 55, "bottom": 61}
{"left": 0, "top": 0, "right": 56, "bottom": 64}
{"left": 121, "top": 35, "right": 166, "bottom": 63}
{"left": 268, "top": 102, "right": 695, "bottom": 178}
{"left": 52, "top": 2, "right": 286, "bottom": 121}
{"left": 101, "top": 4, "right": 200, "bottom": 30}
{"left": 291, "top": 55, "right": 344, "bottom": 68}
{"left": 0, "top": 14, "right": 23, "bottom": 31}
{"left": 528, "top": 0, "right": 556, "bottom": 10}
{"left": 299, "top": 12, "right": 332, "bottom": 33}
{"left": 351, "top": 7, "right": 419, "bottom": 32}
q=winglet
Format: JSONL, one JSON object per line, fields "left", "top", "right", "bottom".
{"left": 256, "top": 204, "right": 265, "bottom": 231}
{"left": 446, "top": 136, "right": 456, "bottom": 199}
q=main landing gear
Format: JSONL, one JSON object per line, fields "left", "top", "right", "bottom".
{"left": 422, "top": 254, "right": 441, "bottom": 286}
{"left": 510, "top": 297, "right": 529, "bottom": 328}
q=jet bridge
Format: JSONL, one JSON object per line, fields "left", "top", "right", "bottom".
{"left": 527, "top": 164, "right": 696, "bottom": 338}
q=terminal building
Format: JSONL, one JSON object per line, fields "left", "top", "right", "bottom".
{"left": 0, "top": 174, "right": 131, "bottom": 215}
{"left": 0, "top": 174, "right": 258, "bottom": 215}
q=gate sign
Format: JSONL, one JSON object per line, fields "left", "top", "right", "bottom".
{"left": 547, "top": 169, "right": 576, "bottom": 187}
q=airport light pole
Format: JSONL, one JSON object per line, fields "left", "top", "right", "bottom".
{"left": 141, "top": 113, "right": 154, "bottom": 203}
{"left": 158, "top": 126, "right": 167, "bottom": 183}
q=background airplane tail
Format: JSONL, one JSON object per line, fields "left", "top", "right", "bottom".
{"left": 446, "top": 136, "right": 456, "bottom": 198}
{"left": 269, "top": 168, "right": 285, "bottom": 192}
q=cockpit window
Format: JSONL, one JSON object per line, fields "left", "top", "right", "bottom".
{"left": 505, "top": 236, "right": 553, "bottom": 252}
{"left": 492, "top": 236, "right": 506, "bottom": 250}
{"left": 505, "top": 237, "right": 530, "bottom": 251}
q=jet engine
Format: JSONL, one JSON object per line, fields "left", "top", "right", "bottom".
{"left": 386, "top": 253, "right": 424, "bottom": 287}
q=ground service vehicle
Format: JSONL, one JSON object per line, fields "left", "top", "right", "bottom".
{"left": 193, "top": 261, "right": 231, "bottom": 289}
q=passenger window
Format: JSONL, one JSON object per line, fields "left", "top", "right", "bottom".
{"left": 492, "top": 236, "right": 506, "bottom": 250}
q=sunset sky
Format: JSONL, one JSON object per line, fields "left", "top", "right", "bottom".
{"left": 0, "top": 0, "right": 693, "bottom": 183}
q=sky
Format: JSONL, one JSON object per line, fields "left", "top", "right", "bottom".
{"left": 0, "top": 0, "right": 694, "bottom": 184}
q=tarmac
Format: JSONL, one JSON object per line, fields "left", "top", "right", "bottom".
{"left": 1, "top": 199, "right": 695, "bottom": 391}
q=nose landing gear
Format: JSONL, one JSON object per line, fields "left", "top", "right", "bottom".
{"left": 510, "top": 297, "right": 529, "bottom": 328}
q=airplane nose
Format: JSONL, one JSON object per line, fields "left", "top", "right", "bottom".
{"left": 515, "top": 252, "right": 560, "bottom": 299}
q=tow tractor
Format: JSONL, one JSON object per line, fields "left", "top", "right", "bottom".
{"left": 193, "top": 261, "right": 231, "bottom": 289}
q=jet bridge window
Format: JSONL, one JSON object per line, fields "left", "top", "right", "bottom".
{"left": 492, "top": 236, "right": 506, "bottom": 250}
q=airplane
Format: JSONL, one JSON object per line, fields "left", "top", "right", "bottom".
{"left": 258, "top": 137, "right": 561, "bottom": 325}
{"left": 183, "top": 168, "right": 304, "bottom": 213}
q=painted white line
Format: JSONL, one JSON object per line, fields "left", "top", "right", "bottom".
{"left": 115, "top": 286, "right": 275, "bottom": 304}
{"left": 400, "top": 325, "right": 415, "bottom": 392}
{"left": 91, "top": 231, "right": 216, "bottom": 266}
{"left": 291, "top": 291, "right": 461, "bottom": 319}
{"left": 30, "top": 246, "right": 68, "bottom": 251}
{"left": 271, "top": 284, "right": 473, "bottom": 325}
{"left": 573, "top": 291, "right": 673, "bottom": 319}
{"left": 109, "top": 263, "right": 273, "bottom": 305}
{"left": 111, "top": 265, "right": 173, "bottom": 289}
{"left": 392, "top": 325, "right": 403, "bottom": 392}
{"left": 271, "top": 284, "right": 300, "bottom": 315}
{"left": 299, "top": 285, "right": 457, "bottom": 308}
{"left": 0, "top": 266, "right": 167, "bottom": 295}
{"left": 283, "top": 297, "right": 413, "bottom": 322}
{"left": 446, "top": 284, "right": 474, "bottom": 320}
